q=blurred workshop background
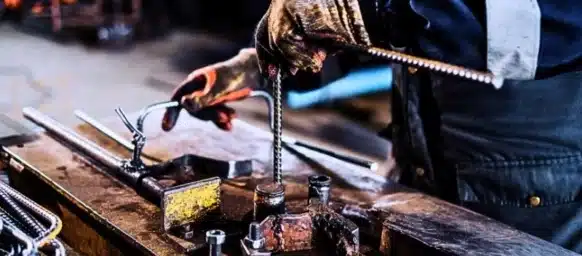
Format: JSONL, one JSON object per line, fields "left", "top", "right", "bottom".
{"left": 0, "top": 0, "right": 392, "bottom": 175}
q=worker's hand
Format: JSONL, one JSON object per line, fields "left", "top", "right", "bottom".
{"left": 162, "top": 48, "right": 260, "bottom": 131}
{"left": 254, "top": 0, "right": 372, "bottom": 78}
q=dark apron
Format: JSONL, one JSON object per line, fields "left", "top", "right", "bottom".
{"left": 391, "top": 68, "right": 582, "bottom": 253}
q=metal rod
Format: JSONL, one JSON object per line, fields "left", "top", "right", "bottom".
{"left": 136, "top": 101, "right": 180, "bottom": 133}
{"left": 22, "top": 107, "right": 164, "bottom": 200}
{"left": 293, "top": 141, "right": 378, "bottom": 171}
{"left": 251, "top": 90, "right": 379, "bottom": 171}
{"left": 74, "top": 109, "right": 163, "bottom": 163}
{"left": 24, "top": 107, "right": 122, "bottom": 169}
{"left": 3, "top": 221, "right": 36, "bottom": 255}
{"left": 0, "top": 181, "right": 61, "bottom": 247}
{"left": 129, "top": 96, "right": 378, "bottom": 172}
{"left": 74, "top": 110, "right": 134, "bottom": 150}
{"left": 272, "top": 70, "right": 283, "bottom": 184}
{"left": 250, "top": 90, "right": 274, "bottom": 131}
{"left": 343, "top": 44, "right": 504, "bottom": 88}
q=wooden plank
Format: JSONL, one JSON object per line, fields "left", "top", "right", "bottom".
{"left": 6, "top": 110, "right": 578, "bottom": 255}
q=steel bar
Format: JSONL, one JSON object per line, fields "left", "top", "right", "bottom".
{"left": 250, "top": 91, "right": 379, "bottom": 171}
{"left": 340, "top": 44, "right": 504, "bottom": 88}
{"left": 136, "top": 101, "right": 179, "bottom": 133}
{"left": 74, "top": 110, "right": 134, "bottom": 151}
{"left": 22, "top": 107, "right": 164, "bottom": 200}
{"left": 2, "top": 221, "right": 35, "bottom": 255}
{"left": 272, "top": 70, "right": 283, "bottom": 184}
{"left": 0, "top": 181, "right": 61, "bottom": 247}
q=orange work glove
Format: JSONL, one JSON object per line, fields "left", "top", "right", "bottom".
{"left": 162, "top": 48, "right": 260, "bottom": 131}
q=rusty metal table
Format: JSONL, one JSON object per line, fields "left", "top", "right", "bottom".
{"left": 1, "top": 111, "right": 578, "bottom": 256}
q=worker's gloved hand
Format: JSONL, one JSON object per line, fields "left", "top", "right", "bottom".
{"left": 162, "top": 48, "right": 260, "bottom": 131}
{"left": 254, "top": 0, "right": 372, "bottom": 77}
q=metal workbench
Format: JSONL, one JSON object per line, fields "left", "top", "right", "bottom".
{"left": 1, "top": 110, "right": 578, "bottom": 255}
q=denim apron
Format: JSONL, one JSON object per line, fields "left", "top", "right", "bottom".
{"left": 389, "top": 0, "right": 582, "bottom": 252}
{"left": 391, "top": 41, "right": 582, "bottom": 256}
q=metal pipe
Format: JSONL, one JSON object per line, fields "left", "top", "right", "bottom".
{"left": 136, "top": 101, "right": 179, "bottom": 133}
{"left": 22, "top": 107, "right": 164, "bottom": 200}
{"left": 24, "top": 107, "right": 122, "bottom": 169}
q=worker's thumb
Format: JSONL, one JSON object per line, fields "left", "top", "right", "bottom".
{"left": 161, "top": 106, "right": 181, "bottom": 131}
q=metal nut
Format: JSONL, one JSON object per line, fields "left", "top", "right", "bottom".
{"left": 244, "top": 237, "right": 265, "bottom": 250}
{"left": 206, "top": 229, "right": 226, "bottom": 245}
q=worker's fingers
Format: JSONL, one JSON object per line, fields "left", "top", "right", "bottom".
{"left": 161, "top": 106, "right": 181, "bottom": 131}
{"left": 187, "top": 104, "right": 237, "bottom": 131}
{"left": 162, "top": 68, "right": 218, "bottom": 131}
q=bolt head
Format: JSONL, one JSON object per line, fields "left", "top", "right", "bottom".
{"left": 206, "top": 230, "right": 226, "bottom": 245}
{"left": 182, "top": 230, "right": 194, "bottom": 240}
{"left": 244, "top": 237, "right": 265, "bottom": 250}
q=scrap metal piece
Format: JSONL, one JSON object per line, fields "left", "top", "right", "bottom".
{"left": 256, "top": 203, "right": 360, "bottom": 254}
{"left": 308, "top": 203, "right": 360, "bottom": 256}
{"left": 260, "top": 213, "right": 313, "bottom": 253}
{"left": 162, "top": 177, "right": 221, "bottom": 231}
{"left": 148, "top": 153, "right": 253, "bottom": 180}
{"left": 206, "top": 229, "right": 226, "bottom": 256}
{"left": 253, "top": 183, "right": 285, "bottom": 222}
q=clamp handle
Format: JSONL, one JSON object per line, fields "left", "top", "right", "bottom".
{"left": 115, "top": 107, "right": 146, "bottom": 171}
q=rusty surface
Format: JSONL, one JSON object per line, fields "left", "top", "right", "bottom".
{"left": 161, "top": 177, "right": 221, "bottom": 231}
{"left": 261, "top": 213, "right": 313, "bottom": 252}
{"left": 6, "top": 111, "right": 579, "bottom": 255}
{"left": 374, "top": 192, "right": 580, "bottom": 256}
{"left": 308, "top": 203, "right": 359, "bottom": 256}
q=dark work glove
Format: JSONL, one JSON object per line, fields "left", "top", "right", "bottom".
{"left": 162, "top": 48, "right": 260, "bottom": 131}
{"left": 254, "top": 0, "right": 372, "bottom": 78}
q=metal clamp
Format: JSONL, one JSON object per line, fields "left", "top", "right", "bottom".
{"left": 115, "top": 107, "right": 146, "bottom": 172}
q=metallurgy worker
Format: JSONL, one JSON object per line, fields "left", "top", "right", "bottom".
{"left": 252, "top": 0, "right": 582, "bottom": 254}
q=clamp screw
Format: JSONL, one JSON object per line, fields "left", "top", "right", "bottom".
{"left": 206, "top": 229, "right": 226, "bottom": 256}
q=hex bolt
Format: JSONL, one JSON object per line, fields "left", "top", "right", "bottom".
{"left": 241, "top": 222, "right": 271, "bottom": 256}
{"left": 206, "top": 229, "right": 226, "bottom": 256}
{"left": 180, "top": 225, "right": 194, "bottom": 240}
{"left": 308, "top": 175, "right": 331, "bottom": 205}
{"left": 248, "top": 222, "right": 262, "bottom": 241}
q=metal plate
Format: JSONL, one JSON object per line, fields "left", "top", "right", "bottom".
{"left": 161, "top": 177, "right": 221, "bottom": 231}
